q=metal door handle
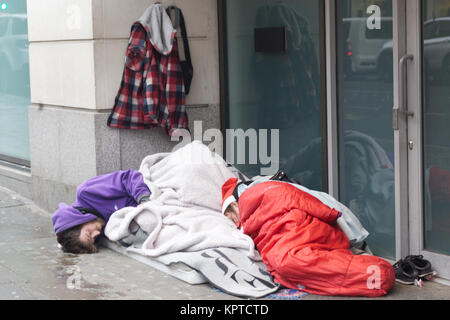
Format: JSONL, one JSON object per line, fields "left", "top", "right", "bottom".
{"left": 393, "top": 54, "right": 414, "bottom": 131}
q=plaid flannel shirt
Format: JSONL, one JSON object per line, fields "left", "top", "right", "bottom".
{"left": 107, "top": 23, "right": 189, "bottom": 136}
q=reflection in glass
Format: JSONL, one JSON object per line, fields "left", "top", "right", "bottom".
{"left": 0, "top": 0, "right": 30, "bottom": 162}
{"left": 225, "top": 0, "right": 325, "bottom": 191}
{"left": 422, "top": 0, "right": 450, "bottom": 256}
{"left": 337, "top": 0, "right": 395, "bottom": 259}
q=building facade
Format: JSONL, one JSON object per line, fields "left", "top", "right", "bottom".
{"left": 0, "top": 0, "right": 449, "bottom": 280}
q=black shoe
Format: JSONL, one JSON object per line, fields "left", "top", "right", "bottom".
{"left": 404, "top": 255, "right": 434, "bottom": 278}
{"left": 393, "top": 260, "right": 419, "bottom": 285}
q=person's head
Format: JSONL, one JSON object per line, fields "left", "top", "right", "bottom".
{"left": 57, "top": 218, "right": 105, "bottom": 254}
{"left": 224, "top": 201, "right": 240, "bottom": 227}
{"left": 52, "top": 203, "right": 107, "bottom": 254}
{"left": 221, "top": 178, "right": 241, "bottom": 228}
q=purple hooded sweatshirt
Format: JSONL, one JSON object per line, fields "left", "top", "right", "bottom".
{"left": 52, "top": 169, "right": 151, "bottom": 236}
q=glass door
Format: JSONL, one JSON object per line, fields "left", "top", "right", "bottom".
{"left": 336, "top": 0, "right": 396, "bottom": 260}
{"left": 407, "top": 0, "right": 450, "bottom": 279}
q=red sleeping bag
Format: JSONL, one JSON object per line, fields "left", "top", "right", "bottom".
{"left": 236, "top": 180, "right": 395, "bottom": 297}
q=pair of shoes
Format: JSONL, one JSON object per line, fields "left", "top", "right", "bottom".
{"left": 393, "top": 260, "right": 419, "bottom": 285}
{"left": 393, "top": 255, "right": 434, "bottom": 285}
{"left": 404, "top": 255, "right": 434, "bottom": 278}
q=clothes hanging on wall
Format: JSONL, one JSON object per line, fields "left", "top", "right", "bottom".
{"left": 107, "top": 3, "right": 189, "bottom": 136}
{"left": 167, "top": 6, "right": 194, "bottom": 95}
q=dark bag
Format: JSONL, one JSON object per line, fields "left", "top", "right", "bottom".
{"left": 270, "top": 170, "right": 301, "bottom": 185}
{"left": 166, "top": 6, "right": 194, "bottom": 95}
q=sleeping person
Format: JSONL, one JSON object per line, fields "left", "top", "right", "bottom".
{"left": 52, "top": 169, "right": 151, "bottom": 254}
{"left": 220, "top": 177, "right": 395, "bottom": 297}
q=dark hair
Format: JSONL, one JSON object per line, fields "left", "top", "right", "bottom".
{"left": 224, "top": 201, "right": 238, "bottom": 216}
{"left": 57, "top": 223, "right": 99, "bottom": 254}
{"left": 224, "top": 205, "right": 234, "bottom": 216}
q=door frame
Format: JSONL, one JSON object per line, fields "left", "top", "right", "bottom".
{"left": 327, "top": 0, "right": 449, "bottom": 270}
{"left": 327, "top": 0, "right": 408, "bottom": 262}
{"left": 328, "top": 0, "right": 450, "bottom": 278}
{"left": 325, "top": 0, "right": 339, "bottom": 199}
{"left": 406, "top": 0, "right": 450, "bottom": 280}
{"left": 392, "top": 0, "right": 411, "bottom": 263}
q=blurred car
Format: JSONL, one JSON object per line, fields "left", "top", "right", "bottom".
{"left": 376, "top": 17, "right": 450, "bottom": 81}
{"left": 343, "top": 17, "right": 393, "bottom": 75}
{"left": 422, "top": 17, "right": 450, "bottom": 79}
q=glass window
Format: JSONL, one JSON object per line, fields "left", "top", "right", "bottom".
{"left": 11, "top": 15, "right": 27, "bottom": 35}
{"left": 424, "top": 21, "right": 438, "bottom": 39}
{"left": 365, "top": 19, "right": 393, "bottom": 39}
{"left": 0, "top": 16, "right": 8, "bottom": 36}
{"left": 0, "top": 0, "right": 31, "bottom": 164}
{"left": 224, "top": 0, "right": 326, "bottom": 191}
{"left": 437, "top": 20, "right": 450, "bottom": 37}
{"left": 422, "top": 0, "right": 450, "bottom": 256}
{"left": 336, "top": 0, "right": 395, "bottom": 259}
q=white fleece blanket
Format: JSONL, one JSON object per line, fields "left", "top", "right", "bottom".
{"left": 106, "top": 141, "right": 256, "bottom": 256}
{"left": 104, "top": 141, "right": 279, "bottom": 298}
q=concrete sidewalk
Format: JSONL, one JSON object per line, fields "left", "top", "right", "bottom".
{"left": 0, "top": 185, "right": 449, "bottom": 300}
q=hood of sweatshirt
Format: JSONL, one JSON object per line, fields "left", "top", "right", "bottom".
{"left": 52, "top": 203, "right": 98, "bottom": 235}
{"left": 137, "top": 3, "right": 176, "bottom": 55}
